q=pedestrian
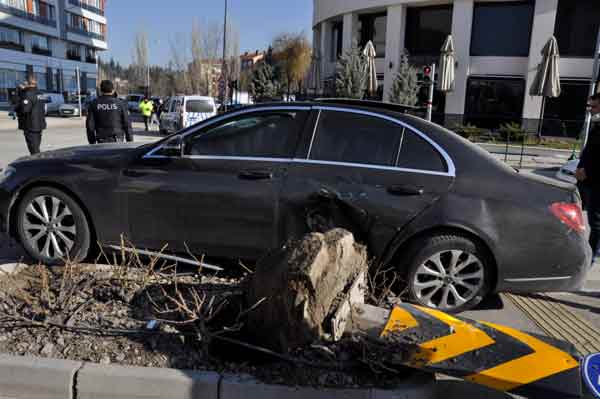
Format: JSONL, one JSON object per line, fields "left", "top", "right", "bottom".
{"left": 576, "top": 93, "right": 600, "bottom": 261}
{"left": 139, "top": 97, "right": 154, "bottom": 131}
{"left": 86, "top": 80, "right": 132, "bottom": 144}
{"left": 14, "top": 77, "right": 46, "bottom": 155}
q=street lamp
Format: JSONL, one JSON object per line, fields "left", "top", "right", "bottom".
{"left": 222, "top": 0, "right": 228, "bottom": 110}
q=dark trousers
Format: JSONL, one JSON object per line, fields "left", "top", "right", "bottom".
{"left": 143, "top": 116, "right": 150, "bottom": 131}
{"left": 587, "top": 185, "right": 600, "bottom": 258}
{"left": 23, "top": 130, "right": 42, "bottom": 155}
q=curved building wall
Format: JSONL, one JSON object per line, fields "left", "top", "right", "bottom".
{"left": 312, "top": 0, "right": 597, "bottom": 132}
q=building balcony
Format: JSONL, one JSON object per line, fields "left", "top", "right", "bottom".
{"left": 68, "top": 0, "right": 104, "bottom": 16}
{"left": 32, "top": 46, "right": 52, "bottom": 56}
{"left": 66, "top": 26, "right": 105, "bottom": 41}
{"left": 67, "top": 51, "right": 82, "bottom": 61}
{"left": 0, "top": 3, "right": 56, "bottom": 27}
{"left": 0, "top": 41, "right": 25, "bottom": 52}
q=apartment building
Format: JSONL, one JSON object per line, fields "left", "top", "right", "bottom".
{"left": 0, "top": 0, "right": 107, "bottom": 106}
{"left": 314, "top": 0, "right": 600, "bottom": 134}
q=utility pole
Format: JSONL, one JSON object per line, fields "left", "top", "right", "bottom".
{"left": 426, "top": 63, "right": 436, "bottom": 122}
{"left": 222, "top": 0, "right": 228, "bottom": 111}
{"left": 582, "top": 27, "right": 600, "bottom": 149}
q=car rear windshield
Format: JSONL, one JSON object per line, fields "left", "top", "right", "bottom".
{"left": 186, "top": 100, "right": 214, "bottom": 113}
{"left": 127, "top": 96, "right": 142, "bottom": 102}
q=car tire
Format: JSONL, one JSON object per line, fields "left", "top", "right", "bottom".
{"left": 16, "top": 187, "right": 91, "bottom": 266}
{"left": 401, "top": 234, "right": 493, "bottom": 313}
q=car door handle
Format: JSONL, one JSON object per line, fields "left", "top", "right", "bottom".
{"left": 387, "top": 185, "right": 424, "bottom": 196}
{"left": 123, "top": 169, "right": 147, "bottom": 178}
{"left": 238, "top": 170, "right": 273, "bottom": 180}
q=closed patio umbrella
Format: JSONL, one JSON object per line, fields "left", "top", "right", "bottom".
{"left": 363, "top": 41, "right": 377, "bottom": 97}
{"left": 308, "top": 50, "right": 321, "bottom": 96}
{"left": 439, "top": 35, "right": 455, "bottom": 93}
{"left": 530, "top": 36, "right": 561, "bottom": 139}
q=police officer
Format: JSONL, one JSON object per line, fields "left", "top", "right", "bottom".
{"left": 86, "top": 80, "right": 132, "bottom": 144}
{"left": 14, "top": 77, "right": 46, "bottom": 155}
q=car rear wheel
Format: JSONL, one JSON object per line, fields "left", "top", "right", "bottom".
{"left": 16, "top": 187, "right": 91, "bottom": 265}
{"left": 403, "top": 234, "right": 492, "bottom": 313}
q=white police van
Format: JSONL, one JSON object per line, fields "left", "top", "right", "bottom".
{"left": 159, "top": 95, "right": 217, "bottom": 135}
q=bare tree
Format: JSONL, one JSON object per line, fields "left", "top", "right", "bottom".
{"left": 272, "top": 32, "right": 312, "bottom": 99}
{"left": 169, "top": 33, "right": 191, "bottom": 94}
{"left": 189, "top": 19, "right": 207, "bottom": 95}
{"left": 133, "top": 31, "right": 149, "bottom": 91}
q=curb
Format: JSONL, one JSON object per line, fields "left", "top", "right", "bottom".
{"left": 0, "top": 355, "right": 436, "bottom": 399}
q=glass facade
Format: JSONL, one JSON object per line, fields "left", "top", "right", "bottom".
{"left": 465, "top": 77, "right": 526, "bottom": 128}
{"left": 0, "top": 69, "right": 26, "bottom": 102}
{"left": 543, "top": 80, "right": 590, "bottom": 138}
{"left": 470, "top": 1, "right": 534, "bottom": 57}
{"left": 555, "top": 0, "right": 600, "bottom": 58}
{"left": 359, "top": 12, "right": 386, "bottom": 58}
{"left": 0, "top": 25, "right": 22, "bottom": 45}
{"left": 331, "top": 21, "right": 343, "bottom": 61}
{"left": 405, "top": 5, "right": 453, "bottom": 56}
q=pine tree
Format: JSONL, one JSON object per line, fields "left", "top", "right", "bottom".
{"left": 335, "top": 43, "right": 366, "bottom": 99}
{"left": 389, "top": 53, "right": 421, "bottom": 106}
{"left": 249, "top": 63, "right": 276, "bottom": 102}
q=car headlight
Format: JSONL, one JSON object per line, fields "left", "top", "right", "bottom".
{"left": 0, "top": 166, "right": 16, "bottom": 184}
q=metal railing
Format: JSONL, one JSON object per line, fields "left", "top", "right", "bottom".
{"left": 0, "top": 3, "right": 56, "bottom": 27}
{"left": 67, "top": 0, "right": 104, "bottom": 16}
{"left": 66, "top": 26, "right": 105, "bottom": 41}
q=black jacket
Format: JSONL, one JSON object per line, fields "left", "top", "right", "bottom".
{"left": 15, "top": 88, "right": 47, "bottom": 132}
{"left": 86, "top": 95, "right": 132, "bottom": 144}
{"left": 579, "top": 122, "right": 600, "bottom": 185}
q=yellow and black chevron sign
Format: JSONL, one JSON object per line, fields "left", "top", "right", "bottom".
{"left": 379, "top": 304, "right": 582, "bottom": 398}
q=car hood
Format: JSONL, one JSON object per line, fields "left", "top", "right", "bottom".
{"left": 11, "top": 143, "right": 145, "bottom": 165}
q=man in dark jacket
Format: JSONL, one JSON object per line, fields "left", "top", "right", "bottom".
{"left": 86, "top": 80, "right": 132, "bottom": 144}
{"left": 14, "top": 77, "right": 47, "bottom": 155}
{"left": 576, "top": 93, "right": 600, "bottom": 258}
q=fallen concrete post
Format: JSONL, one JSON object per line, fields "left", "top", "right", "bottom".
{"left": 248, "top": 228, "right": 595, "bottom": 399}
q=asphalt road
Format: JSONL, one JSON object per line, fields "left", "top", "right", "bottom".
{"left": 0, "top": 114, "right": 160, "bottom": 170}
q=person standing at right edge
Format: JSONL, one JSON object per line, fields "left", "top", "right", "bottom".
{"left": 86, "top": 80, "right": 133, "bottom": 144}
{"left": 576, "top": 93, "right": 600, "bottom": 263}
{"left": 14, "top": 77, "right": 46, "bottom": 155}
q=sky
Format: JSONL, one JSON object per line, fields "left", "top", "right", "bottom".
{"left": 103, "top": 0, "right": 313, "bottom": 66}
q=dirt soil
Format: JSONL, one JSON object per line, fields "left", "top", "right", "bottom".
{"left": 0, "top": 260, "right": 411, "bottom": 389}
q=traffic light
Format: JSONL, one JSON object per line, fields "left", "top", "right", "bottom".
{"left": 422, "top": 66, "right": 432, "bottom": 84}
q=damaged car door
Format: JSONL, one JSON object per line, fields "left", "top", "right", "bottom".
{"left": 121, "top": 107, "right": 310, "bottom": 258}
{"left": 281, "top": 108, "right": 455, "bottom": 258}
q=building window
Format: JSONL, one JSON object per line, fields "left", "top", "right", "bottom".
{"left": 0, "top": 0, "right": 26, "bottom": 11}
{"left": 555, "top": 0, "right": 600, "bottom": 58}
{"left": 86, "top": 47, "right": 96, "bottom": 63}
{"left": 67, "top": 43, "right": 81, "bottom": 60}
{"left": 465, "top": 77, "right": 525, "bottom": 129}
{"left": 35, "top": 72, "right": 47, "bottom": 91}
{"left": 359, "top": 12, "right": 386, "bottom": 58}
{"left": 405, "top": 5, "right": 453, "bottom": 56}
{"left": 543, "top": 80, "right": 590, "bottom": 137}
{"left": 0, "top": 25, "right": 23, "bottom": 51}
{"left": 67, "top": 12, "right": 105, "bottom": 39}
{"left": 0, "top": 69, "right": 26, "bottom": 102}
{"left": 32, "top": 1, "right": 55, "bottom": 20}
{"left": 331, "top": 21, "right": 343, "bottom": 61}
{"left": 31, "top": 34, "right": 50, "bottom": 55}
{"left": 470, "top": 1, "right": 534, "bottom": 57}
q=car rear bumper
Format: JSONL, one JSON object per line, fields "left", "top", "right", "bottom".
{"left": 498, "top": 232, "right": 593, "bottom": 293}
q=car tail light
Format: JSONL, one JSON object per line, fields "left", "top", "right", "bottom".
{"left": 549, "top": 202, "right": 586, "bottom": 234}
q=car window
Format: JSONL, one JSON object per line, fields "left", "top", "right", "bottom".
{"left": 396, "top": 129, "right": 447, "bottom": 172}
{"left": 309, "top": 110, "right": 403, "bottom": 167}
{"left": 169, "top": 99, "right": 178, "bottom": 113}
{"left": 185, "top": 111, "right": 308, "bottom": 158}
{"left": 186, "top": 100, "right": 214, "bottom": 113}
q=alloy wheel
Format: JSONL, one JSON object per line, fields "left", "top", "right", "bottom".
{"left": 22, "top": 195, "right": 77, "bottom": 260}
{"left": 412, "top": 250, "right": 485, "bottom": 310}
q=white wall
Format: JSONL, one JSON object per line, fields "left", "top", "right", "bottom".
{"left": 64, "top": 4, "right": 107, "bottom": 24}
{"left": 66, "top": 32, "right": 107, "bottom": 50}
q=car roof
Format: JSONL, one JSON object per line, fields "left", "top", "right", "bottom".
{"left": 182, "top": 96, "right": 215, "bottom": 101}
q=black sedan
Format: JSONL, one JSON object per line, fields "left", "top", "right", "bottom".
{"left": 0, "top": 100, "right": 592, "bottom": 312}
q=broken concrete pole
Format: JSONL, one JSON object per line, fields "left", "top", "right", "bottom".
{"left": 247, "top": 229, "right": 367, "bottom": 353}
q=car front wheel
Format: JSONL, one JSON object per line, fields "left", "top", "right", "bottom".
{"left": 404, "top": 234, "right": 492, "bottom": 313}
{"left": 16, "top": 187, "right": 91, "bottom": 265}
